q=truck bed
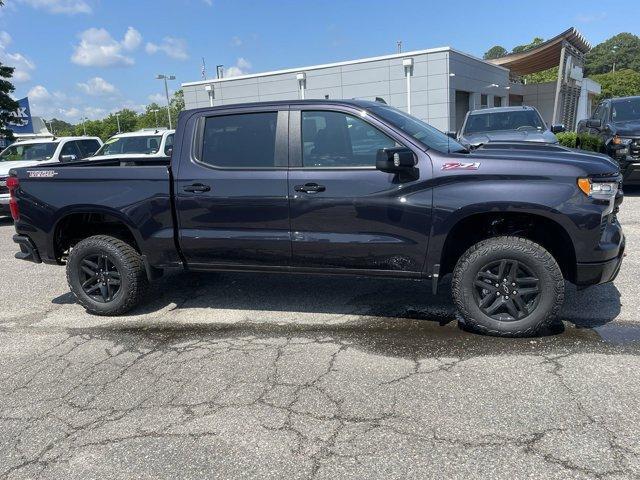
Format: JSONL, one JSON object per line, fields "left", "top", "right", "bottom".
{"left": 10, "top": 157, "right": 179, "bottom": 268}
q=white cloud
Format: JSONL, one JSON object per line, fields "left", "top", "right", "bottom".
{"left": 0, "top": 31, "right": 11, "bottom": 48}
{"left": 202, "top": 0, "right": 212, "bottom": 5}
{"left": 122, "top": 27, "right": 142, "bottom": 50}
{"left": 225, "top": 57, "right": 251, "bottom": 77}
{"left": 145, "top": 37, "right": 189, "bottom": 61}
{"left": 18, "top": 0, "right": 91, "bottom": 14}
{"left": 230, "top": 36, "right": 243, "bottom": 47}
{"left": 0, "top": 32, "right": 35, "bottom": 82}
{"left": 71, "top": 27, "right": 142, "bottom": 67}
{"left": 77, "top": 77, "right": 117, "bottom": 96}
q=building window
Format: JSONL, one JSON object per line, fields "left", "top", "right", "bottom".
{"left": 494, "top": 96, "right": 503, "bottom": 107}
{"left": 480, "top": 94, "right": 488, "bottom": 108}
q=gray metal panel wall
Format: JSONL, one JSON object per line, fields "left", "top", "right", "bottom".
{"left": 182, "top": 51, "right": 461, "bottom": 131}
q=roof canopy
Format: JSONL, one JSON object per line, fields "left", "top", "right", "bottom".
{"left": 489, "top": 28, "right": 591, "bottom": 76}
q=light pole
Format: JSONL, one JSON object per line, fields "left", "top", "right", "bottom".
{"left": 156, "top": 74, "right": 176, "bottom": 129}
{"left": 115, "top": 113, "right": 121, "bottom": 133}
{"left": 150, "top": 109, "right": 159, "bottom": 128}
{"left": 82, "top": 117, "right": 87, "bottom": 136}
{"left": 612, "top": 45, "right": 618, "bottom": 73}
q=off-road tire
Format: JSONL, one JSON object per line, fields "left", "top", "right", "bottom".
{"left": 66, "top": 235, "right": 148, "bottom": 315}
{"left": 451, "top": 236, "right": 564, "bottom": 337}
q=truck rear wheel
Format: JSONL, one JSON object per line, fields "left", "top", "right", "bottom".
{"left": 451, "top": 236, "right": 564, "bottom": 337}
{"left": 66, "top": 235, "right": 148, "bottom": 315}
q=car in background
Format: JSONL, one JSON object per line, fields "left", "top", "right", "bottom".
{"left": 0, "top": 136, "right": 102, "bottom": 216}
{"left": 457, "top": 106, "right": 565, "bottom": 147}
{"left": 90, "top": 129, "right": 175, "bottom": 161}
{"left": 577, "top": 96, "right": 640, "bottom": 184}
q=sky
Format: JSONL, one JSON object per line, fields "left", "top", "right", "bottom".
{"left": 0, "top": 0, "right": 638, "bottom": 123}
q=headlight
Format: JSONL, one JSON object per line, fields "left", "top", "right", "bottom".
{"left": 578, "top": 178, "right": 619, "bottom": 199}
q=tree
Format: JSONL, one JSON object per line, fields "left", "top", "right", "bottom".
{"left": 136, "top": 103, "right": 165, "bottom": 129}
{"left": 0, "top": 63, "right": 18, "bottom": 140}
{"left": 46, "top": 118, "right": 75, "bottom": 136}
{"left": 585, "top": 33, "right": 640, "bottom": 75}
{"left": 512, "top": 37, "right": 544, "bottom": 54}
{"left": 483, "top": 46, "right": 508, "bottom": 60}
{"left": 590, "top": 69, "right": 640, "bottom": 100}
{"left": 523, "top": 67, "right": 558, "bottom": 84}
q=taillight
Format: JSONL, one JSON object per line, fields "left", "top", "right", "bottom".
{"left": 6, "top": 176, "right": 19, "bottom": 221}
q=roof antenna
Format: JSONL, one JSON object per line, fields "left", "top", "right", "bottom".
{"left": 397, "top": 41, "right": 402, "bottom": 53}
{"left": 201, "top": 57, "right": 207, "bottom": 80}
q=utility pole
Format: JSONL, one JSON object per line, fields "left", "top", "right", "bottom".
{"left": 115, "top": 113, "right": 121, "bottom": 133}
{"left": 156, "top": 74, "right": 176, "bottom": 129}
{"left": 82, "top": 117, "right": 87, "bottom": 136}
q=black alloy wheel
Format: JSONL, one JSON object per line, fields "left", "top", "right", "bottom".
{"left": 473, "top": 259, "right": 541, "bottom": 322}
{"left": 78, "top": 253, "right": 122, "bottom": 303}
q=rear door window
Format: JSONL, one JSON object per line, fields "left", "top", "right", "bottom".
{"left": 200, "top": 112, "right": 278, "bottom": 168}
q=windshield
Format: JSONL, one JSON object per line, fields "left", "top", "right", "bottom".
{"left": 95, "top": 135, "right": 163, "bottom": 156}
{"left": 463, "top": 110, "right": 545, "bottom": 135}
{"left": 611, "top": 98, "right": 640, "bottom": 123}
{"left": 0, "top": 142, "right": 59, "bottom": 162}
{"left": 369, "top": 106, "right": 466, "bottom": 154}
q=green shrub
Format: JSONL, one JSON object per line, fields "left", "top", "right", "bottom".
{"left": 577, "top": 133, "right": 604, "bottom": 152}
{"left": 555, "top": 132, "right": 577, "bottom": 148}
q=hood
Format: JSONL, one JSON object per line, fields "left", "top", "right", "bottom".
{"left": 0, "top": 160, "right": 44, "bottom": 176}
{"left": 461, "top": 129, "right": 558, "bottom": 145}
{"left": 611, "top": 120, "right": 640, "bottom": 137}
{"left": 468, "top": 143, "right": 619, "bottom": 177}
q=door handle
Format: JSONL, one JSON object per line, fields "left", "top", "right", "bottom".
{"left": 183, "top": 183, "right": 211, "bottom": 193}
{"left": 294, "top": 183, "right": 326, "bottom": 194}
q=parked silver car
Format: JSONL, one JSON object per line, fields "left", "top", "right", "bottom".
{"left": 457, "top": 106, "right": 565, "bottom": 147}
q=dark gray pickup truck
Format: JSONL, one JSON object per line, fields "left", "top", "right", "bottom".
{"left": 6, "top": 100, "right": 625, "bottom": 336}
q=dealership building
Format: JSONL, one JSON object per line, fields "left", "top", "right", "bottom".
{"left": 182, "top": 28, "right": 600, "bottom": 133}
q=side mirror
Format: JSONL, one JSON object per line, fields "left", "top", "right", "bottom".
{"left": 60, "top": 154, "right": 77, "bottom": 162}
{"left": 586, "top": 119, "right": 602, "bottom": 129}
{"left": 551, "top": 124, "right": 565, "bottom": 133}
{"left": 165, "top": 147, "right": 173, "bottom": 157}
{"left": 376, "top": 147, "right": 417, "bottom": 174}
{"left": 446, "top": 131, "right": 458, "bottom": 139}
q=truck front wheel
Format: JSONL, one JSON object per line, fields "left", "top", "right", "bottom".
{"left": 66, "top": 235, "right": 148, "bottom": 315}
{"left": 451, "top": 236, "right": 564, "bottom": 337}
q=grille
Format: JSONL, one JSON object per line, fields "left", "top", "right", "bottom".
{"left": 0, "top": 177, "right": 7, "bottom": 195}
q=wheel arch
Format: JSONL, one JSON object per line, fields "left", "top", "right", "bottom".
{"left": 52, "top": 207, "right": 144, "bottom": 261}
{"left": 434, "top": 207, "right": 577, "bottom": 283}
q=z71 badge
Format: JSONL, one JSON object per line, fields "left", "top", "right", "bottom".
{"left": 441, "top": 162, "right": 481, "bottom": 171}
{"left": 27, "top": 170, "right": 58, "bottom": 178}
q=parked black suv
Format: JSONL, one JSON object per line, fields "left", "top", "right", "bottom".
{"left": 577, "top": 95, "right": 640, "bottom": 184}
{"left": 8, "top": 100, "right": 625, "bottom": 336}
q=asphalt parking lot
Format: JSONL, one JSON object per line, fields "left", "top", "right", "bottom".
{"left": 0, "top": 191, "right": 639, "bottom": 480}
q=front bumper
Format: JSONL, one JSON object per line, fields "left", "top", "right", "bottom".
{"left": 13, "top": 234, "right": 42, "bottom": 263}
{"left": 575, "top": 236, "right": 625, "bottom": 287}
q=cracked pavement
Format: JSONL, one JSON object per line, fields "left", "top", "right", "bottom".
{"left": 1, "top": 191, "right": 640, "bottom": 479}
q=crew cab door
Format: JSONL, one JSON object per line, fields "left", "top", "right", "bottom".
{"left": 175, "top": 107, "right": 290, "bottom": 267}
{"left": 287, "top": 106, "right": 431, "bottom": 273}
